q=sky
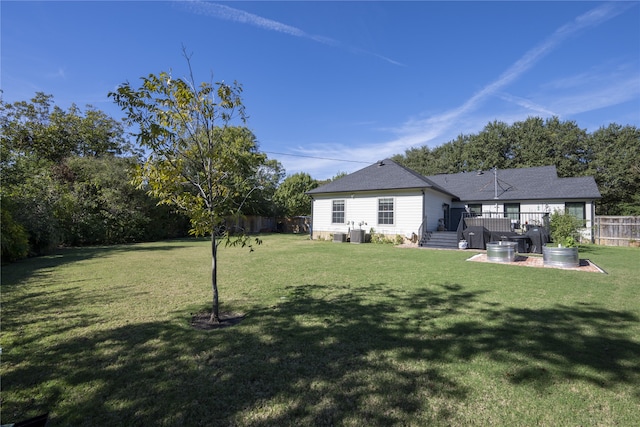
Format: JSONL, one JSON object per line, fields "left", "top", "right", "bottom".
{"left": 2, "top": 1, "right": 639, "bottom": 180}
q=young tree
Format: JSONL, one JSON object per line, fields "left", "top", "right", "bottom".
{"left": 109, "top": 57, "right": 265, "bottom": 323}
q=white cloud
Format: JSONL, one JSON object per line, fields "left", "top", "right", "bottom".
{"left": 496, "top": 93, "right": 558, "bottom": 117}
{"left": 45, "top": 67, "right": 66, "bottom": 79}
{"left": 549, "top": 76, "right": 640, "bottom": 115}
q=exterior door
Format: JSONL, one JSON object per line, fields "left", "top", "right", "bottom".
{"left": 450, "top": 208, "right": 465, "bottom": 232}
{"left": 443, "top": 203, "right": 450, "bottom": 230}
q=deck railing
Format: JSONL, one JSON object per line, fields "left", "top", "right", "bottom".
{"left": 457, "top": 211, "right": 551, "bottom": 235}
{"left": 418, "top": 216, "right": 429, "bottom": 244}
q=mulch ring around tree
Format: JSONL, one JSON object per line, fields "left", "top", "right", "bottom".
{"left": 190, "top": 312, "right": 246, "bottom": 330}
{"left": 466, "top": 253, "right": 606, "bottom": 273}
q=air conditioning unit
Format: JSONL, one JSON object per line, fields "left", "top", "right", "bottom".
{"left": 350, "top": 229, "right": 365, "bottom": 244}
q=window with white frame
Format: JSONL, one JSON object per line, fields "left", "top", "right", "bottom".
{"left": 378, "top": 198, "right": 394, "bottom": 225}
{"left": 332, "top": 200, "right": 345, "bottom": 224}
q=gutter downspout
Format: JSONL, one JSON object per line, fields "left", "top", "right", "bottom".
{"left": 309, "top": 195, "right": 314, "bottom": 240}
{"left": 422, "top": 189, "right": 426, "bottom": 228}
{"left": 591, "top": 199, "right": 596, "bottom": 244}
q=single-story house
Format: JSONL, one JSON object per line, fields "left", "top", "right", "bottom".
{"left": 306, "top": 159, "right": 601, "bottom": 244}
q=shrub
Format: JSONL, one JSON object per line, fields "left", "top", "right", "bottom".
{"left": 549, "top": 210, "right": 582, "bottom": 247}
{"left": 1, "top": 204, "right": 29, "bottom": 262}
{"left": 369, "top": 228, "right": 394, "bottom": 244}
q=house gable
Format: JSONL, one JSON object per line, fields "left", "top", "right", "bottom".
{"left": 307, "top": 159, "right": 454, "bottom": 196}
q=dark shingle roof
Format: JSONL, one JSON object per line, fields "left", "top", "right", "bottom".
{"left": 425, "top": 166, "right": 601, "bottom": 201}
{"left": 307, "top": 159, "right": 453, "bottom": 195}
{"left": 308, "top": 160, "right": 601, "bottom": 201}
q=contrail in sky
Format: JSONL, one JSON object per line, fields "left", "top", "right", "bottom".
{"left": 178, "top": 0, "right": 405, "bottom": 66}
{"left": 298, "top": 1, "right": 635, "bottom": 175}
{"left": 405, "top": 1, "right": 634, "bottom": 138}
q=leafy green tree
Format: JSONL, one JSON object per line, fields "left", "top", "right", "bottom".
{"left": 5, "top": 162, "right": 67, "bottom": 254}
{"left": 394, "top": 134, "right": 470, "bottom": 176}
{"left": 506, "top": 117, "right": 586, "bottom": 176}
{"left": 393, "top": 146, "right": 437, "bottom": 176}
{"left": 1, "top": 92, "right": 129, "bottom": 162}
{"left": 109, "top": 56, "right": 266, "bottom": 323}
{"left": 541, "top": 117, "right": 590, "bottom": 177}
{"left": 1, "top": 93, "right": 152, "bottom": 256}
{"left": 331, "top": 171, "right": 348, "bottom": 181}
{"left": 241, "top": 158, "right": 285, "bottom": 217}
{"left": 463, "top": 121, "right": 514, "bottom": 171}
{"left": 432, "top": 133, "right": 471, "bottom": 173}
{"left": 273, "top": 172, "right": 318, "bottom": 217}
{"left": 315, "top": 171, "right": 348, "bottom": 187}
{"left": 57, "top": 156, "right": 188, "bottom": 245}
{"left": 588, "top": 124, "right": 640, "bottom": 215}
{"left": 1, "top": 199, "right": 29, "bottom": 262}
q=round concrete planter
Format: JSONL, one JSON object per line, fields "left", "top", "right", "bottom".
{"left": 543, "top": 245, "right": 579, "bottom": 268}
{"left": 486, "top": 241, "right": 517, "bottom": 262}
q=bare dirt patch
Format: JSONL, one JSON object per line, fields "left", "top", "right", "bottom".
{"left": 466, "top": 253, "right": 605, "bottom": 273}
{"left": 191, "top": 312, "right": 246, "bottom": 330}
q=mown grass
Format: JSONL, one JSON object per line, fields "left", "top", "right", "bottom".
{"left": 1, "top": 235, "right": 639, "bottom": 426}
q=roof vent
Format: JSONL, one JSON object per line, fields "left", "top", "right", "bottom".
{"left": 477, "top": 170, "right": 484, "bottom": 175}
{"left": 378, "top": 160, "right": 385, "bottom": 166}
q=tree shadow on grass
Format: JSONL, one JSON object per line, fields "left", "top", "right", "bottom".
{"left": 2, "top": 282, "right": 639, "bottom": 425}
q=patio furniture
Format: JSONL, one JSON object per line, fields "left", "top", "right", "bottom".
{"left": 526, "top": 227, "right": 550, "bottom": 254}
{"left": 490, "top": 231, "right": 519, "bottom": 242}
{"left": 463, "top": 226, "right": 491, "bottom": 249}
{"left": 509, "top": 235, "right": 531, "bottom": 253}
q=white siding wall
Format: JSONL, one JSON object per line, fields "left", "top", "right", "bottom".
{"left": 314, "top": 193, "right": 597, "bottom": 241}
{"left": 423, "top": 189, "right": 453, "bottom": 231}
{"left": 311, "top": 190, "right": 426, "bottom": 239}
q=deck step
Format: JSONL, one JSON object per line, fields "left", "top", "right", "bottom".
{"left": 420, "top": 231, "right": 459, "bottom": 249}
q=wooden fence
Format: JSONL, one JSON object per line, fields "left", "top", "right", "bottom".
{"left": 594, "top": 216, "right": 640, "bottom": 247}
{"left": 222, "top": 215, "right": 312, "bottom": 234}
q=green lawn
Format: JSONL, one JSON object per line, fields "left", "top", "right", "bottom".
{"left": 2, "top": 235, "right": 639, "bottom": 426}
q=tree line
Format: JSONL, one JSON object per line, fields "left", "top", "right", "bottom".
{"left": 392, "top": 117, "right": 640, "bottom": 216}
{"left": 3, "top": 93, "right": 638, "bottom": 263}
{"left": 0, "top": 93, "right": 319, "bottom": 262}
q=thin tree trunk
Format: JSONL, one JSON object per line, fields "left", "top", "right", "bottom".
{"left": 210, "top": 231, "right": 220, "bottom": 323}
